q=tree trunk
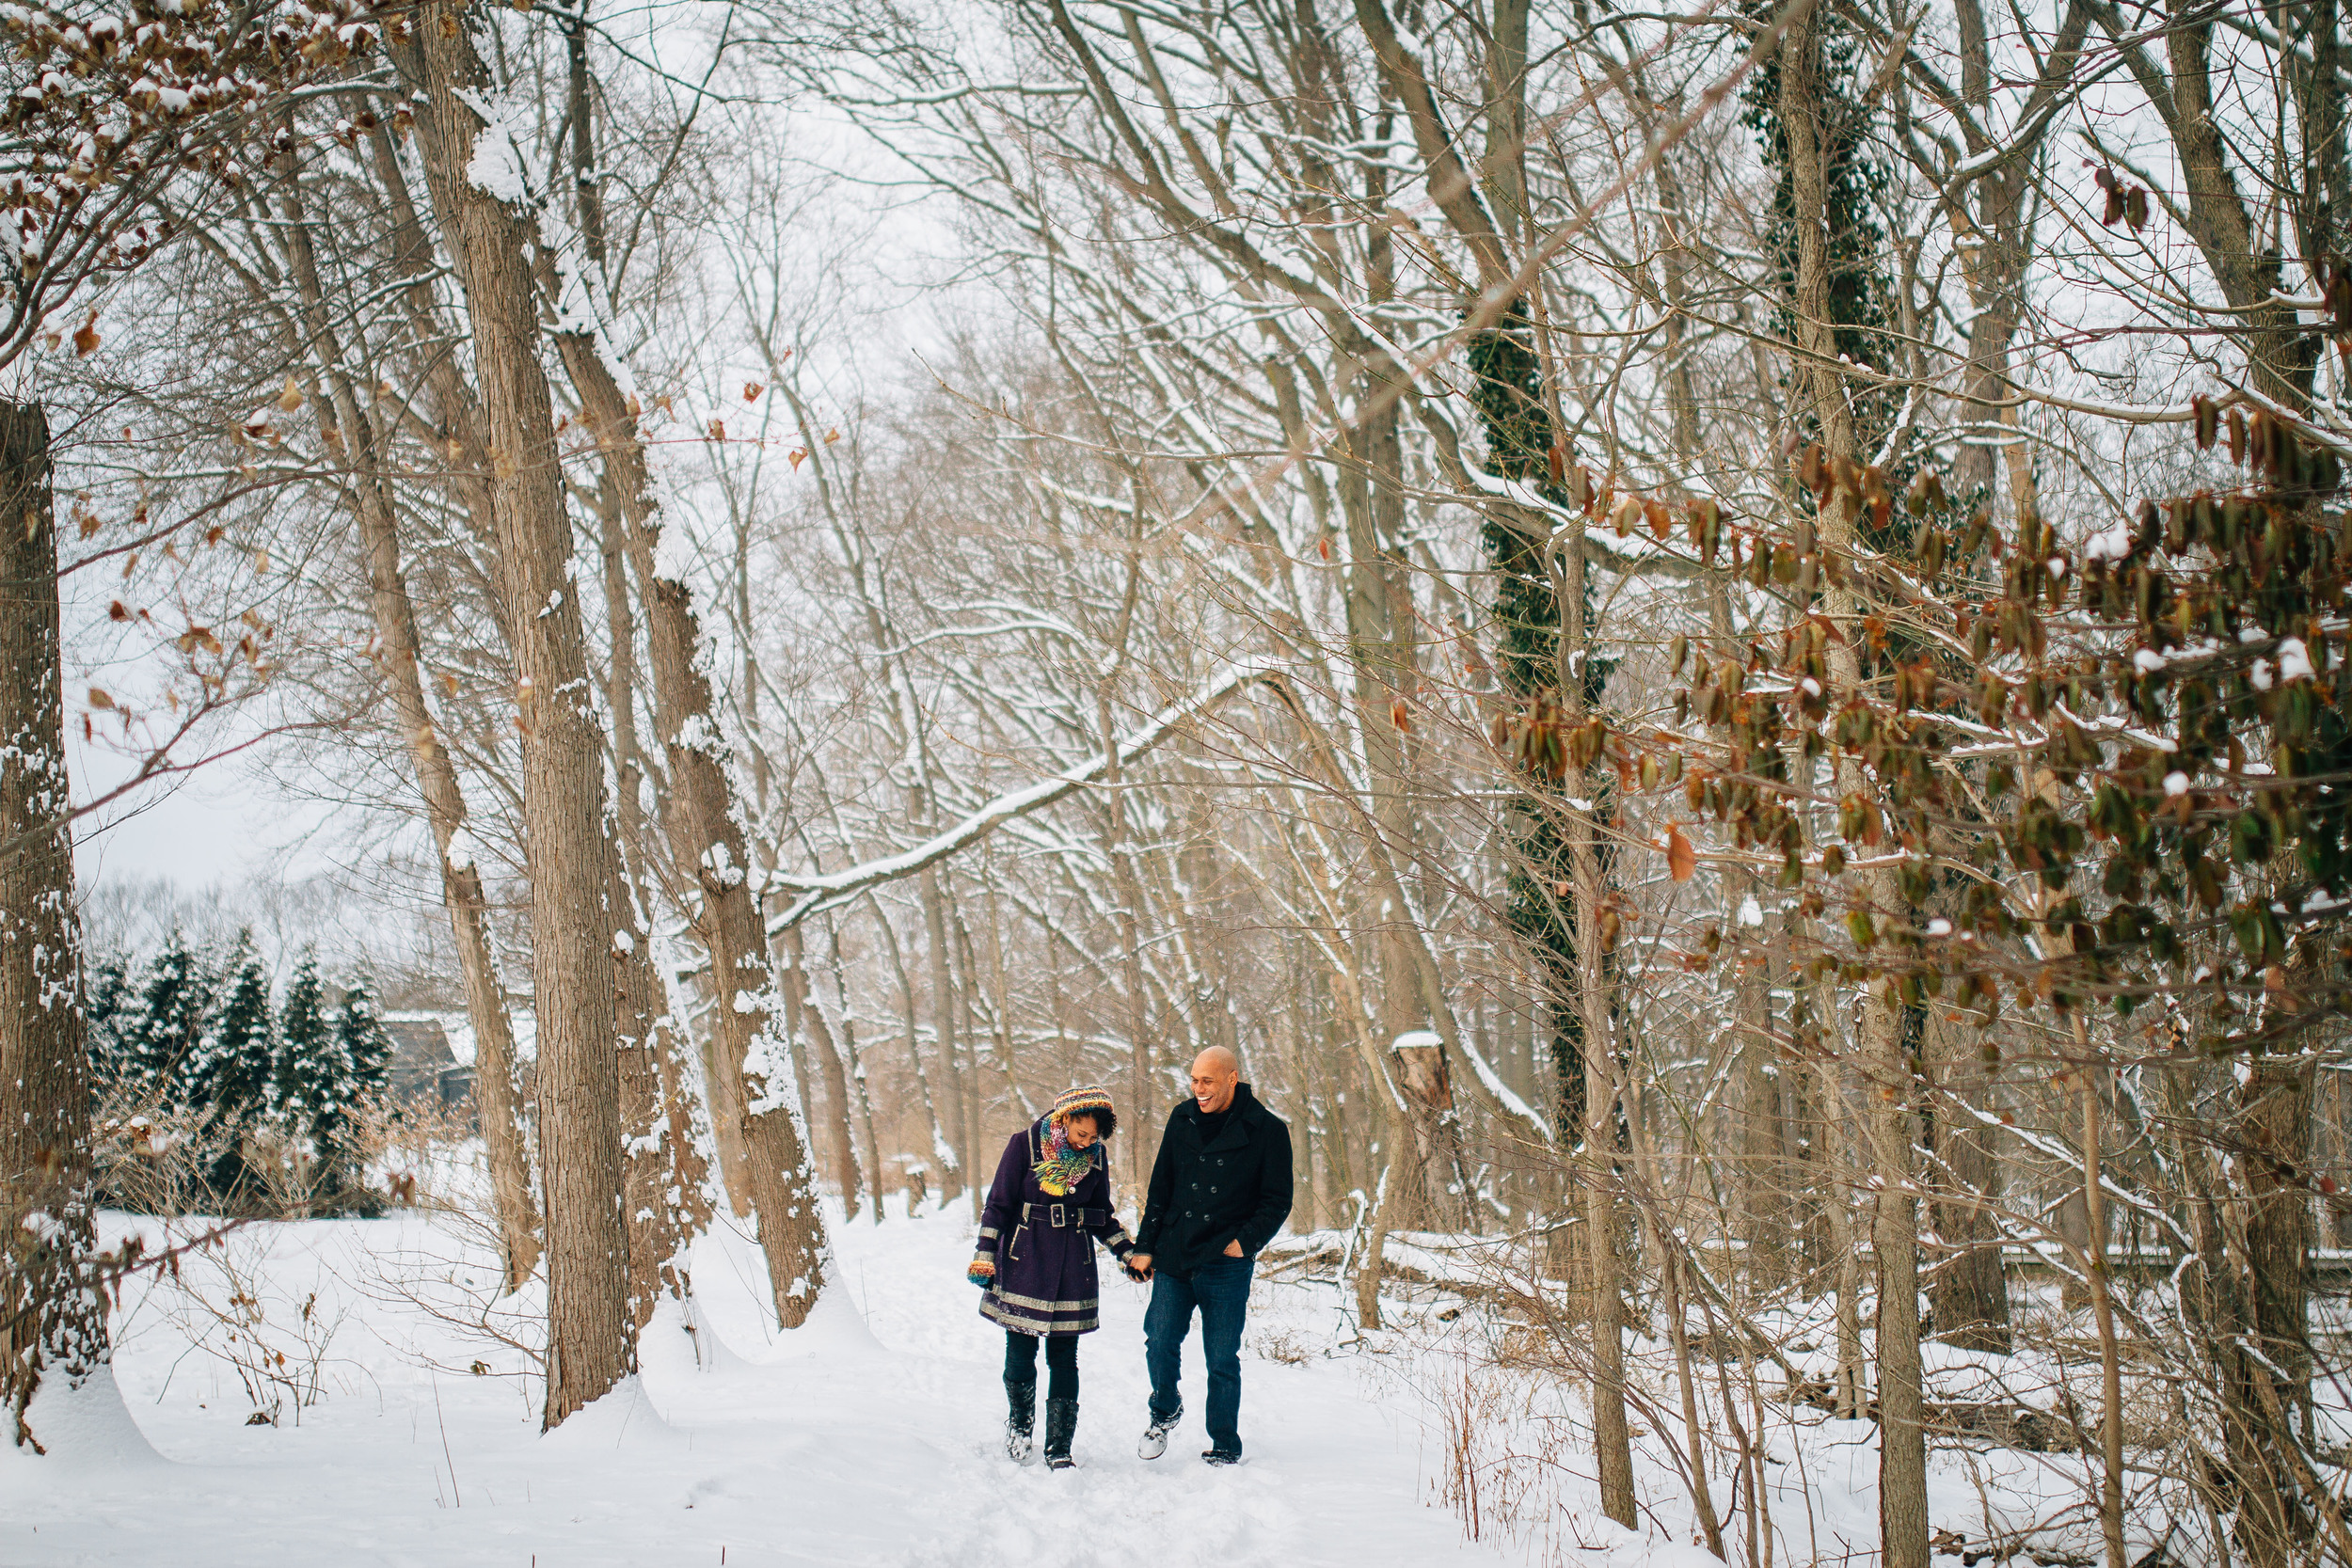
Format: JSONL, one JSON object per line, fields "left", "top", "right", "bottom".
{"left": 782, "top": 925, "right": 864, "bottom": 1223}
{"left": 580, "top": 491, "right": 712, "bottom": 1332}
{"left": 1556, "top": 500, "right": 1636, "bottom": 1529}
{"left": 953, "top": 905, "right": 985, "bottom": 1217}
{"left": 1781, "top": 8, "right": 1927, "bottom": 1560}
{"left": 2228, "top": 1055, "right": 2316, "bottom": 1568}
{"left": 870, "top": 901, "right": 948, "bottom": 1198}
{"left": 550, "top": 328, "right": 829, "bottom": 1327}
{"left": 1816, "top": 1052, "right": 1867, "bottom": 1418}
{"left": 1926, "top": 1003, "right": 2010, "bottom": 1352}
{"left": 825, "top": 929, "right": 887, "bottom": 1225}
{"left": 1736, "top": 908, "right": 1788, "bottom": 1291}
{"left": 0, "top": 404, "right": 109, "bottom": 1452}
{"left": 919, "top": 866, "right": 971, "bottom": 1208}
{"left": 277, "top": 167, "right": 540, "bottom": 1294}
{"left": 2073, "top": 1053, "right": 2127, "bottom": 1568}
{"left": 394, "top": 7, "right": 632, "bottom": 1427}
{"left": 1095, "top": 685, "right": 1156, "bottom": 1206}
{"left": 612, "top": 865, "right": 707, "bottom": 1330}
{"left": 539, "top": 0, "right": 823, "bottom": 1286}
{"left": 1862, "top": 998, "right": 1930, "bottom": 1568}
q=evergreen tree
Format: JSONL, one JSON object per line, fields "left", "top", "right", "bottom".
{"left": 272, "top": 947, "right": 335, "bottom": 1136}
{"left": 83, "top": 950, "right": 135, "bottom": 1094}
{"left": 194, "top": 929, "right": 278, "bottom": 1118}
{"left": 190, "top": 930, "right": 278, "bottom": 1199}
{"left": 331, "top": 974, "right": 392, "bottom": 1145}
{"left": 126, "top": 928, "right": 214, "bottom": 1107}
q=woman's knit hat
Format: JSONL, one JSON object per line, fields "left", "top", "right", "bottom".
{"left": 1035, "top": 1085, "right": 1118, "bottom": 1196}
{"left": 1051, "top": 1085, "right": 1116, "bottom": 1136}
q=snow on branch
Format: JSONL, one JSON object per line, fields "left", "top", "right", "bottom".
{"left": 764, "top": 657, "right": 1284, "bottom": 933}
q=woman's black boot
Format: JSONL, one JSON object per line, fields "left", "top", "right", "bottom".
{"left": 1043, "top": 1397, "right": 1079, "bottom": 1470}
{"left": 1004, "top": 1376, "right": 1038, "bottom": 1462}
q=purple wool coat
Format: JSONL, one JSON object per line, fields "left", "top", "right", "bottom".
{"left": 973, "top": 1121, "right": 1136, "bottom": 1337}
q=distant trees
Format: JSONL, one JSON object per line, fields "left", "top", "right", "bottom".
{"left": 86, "top": 931, "right": 390, "bottom": 1212}
{"left": 193, "top": 932, "right": 278, "bottom": 1170}
{"left": 271, "top": 954, "right": 333, "bottom": 1137}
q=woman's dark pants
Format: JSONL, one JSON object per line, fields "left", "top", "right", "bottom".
{"left": 1004, "top": 1329, "right": 1079, "bottom": 1401}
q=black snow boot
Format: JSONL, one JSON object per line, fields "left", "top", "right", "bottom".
{"left": 1043, "top": 1397, "right": 1079, "bottom": 1470}
{"left": 1004, "top": 1376, "right": 1038, "bottom": 1463}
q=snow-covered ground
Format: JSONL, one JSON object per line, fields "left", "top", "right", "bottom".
{"left": 2, "top": 1200, "right": 1514, "bottom": 1567}
{"left": 2, "top": 1196, "right": 2201, "bottom": 1567}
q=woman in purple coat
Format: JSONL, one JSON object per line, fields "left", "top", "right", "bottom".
{"left": 967, "top": 1085, "right": 1138, "bottom": 1468}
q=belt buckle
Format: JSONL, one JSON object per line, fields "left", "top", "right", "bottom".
{"left": 1052, "top": 1203, "right": 1067, "bottom": 1228}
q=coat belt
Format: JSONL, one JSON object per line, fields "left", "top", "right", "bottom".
{"left": 1021, "top": 1201, "right": 1106, "bottom": 1228}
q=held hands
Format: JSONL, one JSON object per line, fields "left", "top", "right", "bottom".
{"left": 1120, "top": 1243, "right": 1234, "bottom": 1280}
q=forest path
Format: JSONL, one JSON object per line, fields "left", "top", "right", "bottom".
{"left": 0, "top": 1200, "right": 1508, "bottom": 1567}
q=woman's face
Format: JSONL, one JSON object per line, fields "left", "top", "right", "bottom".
{"left": 1063, "top": 1113, "right": 1101, "bottom": 1149}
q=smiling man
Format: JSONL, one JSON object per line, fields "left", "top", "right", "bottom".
{"left": 1123, "top": 1045, "right": 1293, "bottom": 1465}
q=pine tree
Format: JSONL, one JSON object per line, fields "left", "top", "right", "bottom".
{"left": 127, "top": 928, "right": 213, "bottom": 1108}
{"left": 190, "top": 930, "right": 277, "bottom": 1200}
{"left": 332, "top": 974, "right": 391, "bottom": 1144}
{"left": 272, "top": 947, "right": 335, "bottom": 1138}
{"left": 195, "top": 930, "right": 277, "bottom": 1118}
{"left": 83, "top": 951, "right": 135, "bottom": 1095}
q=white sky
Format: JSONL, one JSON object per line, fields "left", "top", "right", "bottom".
{"left": 68, "top": 720, "right": 341, "bottom": 890}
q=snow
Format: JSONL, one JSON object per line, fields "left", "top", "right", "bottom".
{"left": 455, "top": 87, "right": 533, "bottom": 208}
{"left": 4, "top": 1204, "right": 1506, "bottom": 1567}
{"left": 0, "top": 1198, "right": 2214, "bottom": 1568}
{"left": 654, "top": 517, "right": 697, "bottom": 584}
{"left": 2083, "top": 519, "right": 2132, "bottom": 561}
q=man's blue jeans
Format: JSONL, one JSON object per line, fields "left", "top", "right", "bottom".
{"left": 1144, "top": 1257, "right": 1253, "bottom": 1454}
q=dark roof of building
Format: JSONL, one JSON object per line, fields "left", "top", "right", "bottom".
{"left": 383, "top": 1017, "right": 453, "bottom": 1071}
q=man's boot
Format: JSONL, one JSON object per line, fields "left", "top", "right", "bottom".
{"left": 1138, "top": 1400, "right": 1182, "bottom": 1460}
{"left": 1004, "top": 1376, "right": 1037, "bottom": 1463}
{"left": 1043, "top": 1397, "right": 1079, "bottom": 1470}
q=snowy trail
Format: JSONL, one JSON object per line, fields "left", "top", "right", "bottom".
{"left": 1, "top": 1205, "right": 1503, "bottom": 1567}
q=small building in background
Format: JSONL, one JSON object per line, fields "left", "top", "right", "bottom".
{"left": 381, "top": 1013, "right": 476, "bottom": 1123}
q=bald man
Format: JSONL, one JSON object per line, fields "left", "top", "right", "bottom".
{"left": 1125, "top": 1046, "right": 1293, "bottom": 1465}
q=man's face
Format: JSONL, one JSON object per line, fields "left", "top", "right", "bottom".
{"left": 1190, "top": 1054, "right": 1238, "bottom": 1114}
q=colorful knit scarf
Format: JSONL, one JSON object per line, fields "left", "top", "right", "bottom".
{"left": 1033, "top": 1085, "right": 1113, "bottom": 1196}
